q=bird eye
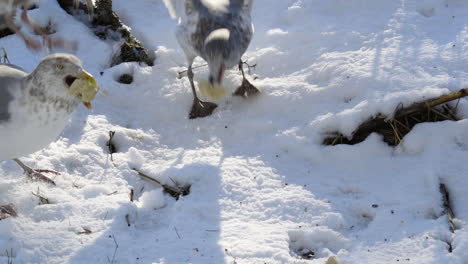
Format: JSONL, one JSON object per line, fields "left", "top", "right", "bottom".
{"left": 56, "top": 64, "right": 64, "bottom": 70}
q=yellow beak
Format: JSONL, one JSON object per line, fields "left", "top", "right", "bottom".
{"left": 68, "top": 70, "right": 99, "bottom": 110}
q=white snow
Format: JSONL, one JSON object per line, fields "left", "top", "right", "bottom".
{"left": 1, "top": 0, "right": 468, "bottom": 263}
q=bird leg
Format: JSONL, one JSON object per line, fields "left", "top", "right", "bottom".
{"left": 0, "top": 204, "right": 17, "bottom": 220}
{"left": 233, "top": 60, "right": 260, "bottom": 97}
{"left": 187, "top": 64, "right": 217, "bottom": 119}
{"left": 13, "top": 159, "right": 58, "bottom": 186}
{"left": 5, "top": 14, "right": 41, "bottom": 51}
{"left": 20, "top": 10, "right": 78, "bottom": 51}
{"left": 1, "top": 48, "right": 10, "bottom": 63}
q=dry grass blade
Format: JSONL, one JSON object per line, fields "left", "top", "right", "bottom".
{"left": 32, "top": 190, "right": 51, "bottom": 205}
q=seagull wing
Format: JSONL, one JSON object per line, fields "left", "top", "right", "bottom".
{"left": 0, "top": 64, "right": 27, "bottom": 124}
{"left": 162, "top": 0, "right": 186, "bottom": 20}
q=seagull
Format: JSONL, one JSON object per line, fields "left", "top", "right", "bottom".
{"left": 0, "top": 0, "right": 94, "bottom": 51}
{"left": 163, "top": 0, "right": 259, "bottom": 119}
{"left": 0, "top": 54, "right": 99, "bottom": 214}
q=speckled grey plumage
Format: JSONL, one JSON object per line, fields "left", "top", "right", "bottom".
{"left": 0, "top": 64, "right": 26, "bottom": 124}
{"left": 176, "top": 0, "right": 253, "bottom": 77}
{"left": 0, "top": 54, "right": 83, "bottom": 128}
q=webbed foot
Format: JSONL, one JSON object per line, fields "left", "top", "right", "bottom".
{"left": 189, "top": 98, "right": 217, "bottom": 119}
{"left": 233, "top": 78, "right": 260, "bottom": 98}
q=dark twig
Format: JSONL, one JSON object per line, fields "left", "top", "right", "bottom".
{"left": 454, "top": 98, "right": 461, "bottom": 112}
{"left": 440, "top": 183, "right": 455, "bottom": 253}
{"left": 440, "top": 183, "right": 456, "bottom": 233}
{"left": 132, "top": 168, "right": 190, "bottom": 199}
{"left": 107, "top": 131, "right": 116, "bottom": 161}
{"left": 125, "top": 214, "right": 130, "bottom": 227}
{"left": 0, "top": 204, "right": 17, "bottom": 220}
{"left": 442, "top": 105, "right": 458, "bottom": 121}
{"left": 78, "top": 227, "right": 92, "bottom": 235}
{"left": 130, "top": 189, "right": 134, "bottom": 202}
{"left": 174, "top": 226, "right": 181, "bottom": 239}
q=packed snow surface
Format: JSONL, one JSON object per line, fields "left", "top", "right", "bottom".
{"left": 0, "top": 0, "right": 468, "bottom": 263}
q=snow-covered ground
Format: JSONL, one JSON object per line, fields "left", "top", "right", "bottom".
{"left": 1, "top": 0, "right": 468, "bottom": 263}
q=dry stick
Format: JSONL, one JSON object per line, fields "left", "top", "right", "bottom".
{"left": 428, "top": 107, "right": 455, "bottom": 121}
{"left": 107, "top": 131, "right": 116, "bottom": 161}
{"left": 362, "top": 88, "right": 468, "bottom": 131}
{"left": 324, "top": 88, "right": 468, "bottom": 146}
{"left": 125, "top": 214, "right": 130, "bottom": 227}
{"left": 404, "top": 116, "right": 410, "bottom": 129}
{"left": 409, "top": 115, "right": 421, "bottom": 123}
{"left": 442, "top": 105, "right": 458, "bottom": 120}
{"left": 393, "top": 118, "right": 411, "bottom": 132}
{"left": 174, "top": 227, "right": 181, "bottom": 239}
{"left": 440, "top": 184, "right": 456, "bottom": 233}
{"left": 132, "top": 168, "right": 189, "bottom": 198}
{"left": 78, "top": 227, "right": 92, "bottom": 235}
{"left": 0, "top": 204, "right": 17, "bottom": 220}
{"left": 395, "top": 88, "right": 468, "bottom": 118}
{"left": 439, "top": 183, "right": 455, "bottom": 253}
{"left": 129, "top": 189, "right": 134, "bottom": 202}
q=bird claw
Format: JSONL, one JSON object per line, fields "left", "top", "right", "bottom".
{"left": 0, "top": 204, "right": 17, "bottom": 220}
{"left": 233, "top": 78, "right": 260, "bottom": 98}
{"left": 189, "top": 99, "right": 217, "bottom": 119}
{"left": 27, "top": 170, "right": 58, "bottom": 186}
